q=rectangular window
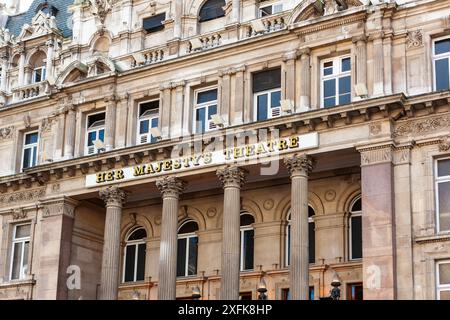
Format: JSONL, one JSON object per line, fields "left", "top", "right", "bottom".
{"left": 433, "top": 38, "right": 450, "bottom": 91}
{"left": 436, "top": 158, "right": 450, "bottom": 232}
{"left": 143, "top": 13, "right": 166, "bottom": 33}
{"left": 194, "top": 88, "right": 218, "bottom": 134}
{"left": 33, "top": 66, "right": 46, "bottom": 83}
{"left": 22, "top": 131, "right": 39, "bottom": 170}
{"left": 436, "top": 260, "right": 450, "bottom": 300}
{"left": 10, "top": 224, "right": 31, "bottom": 281}
{"left": 321, "top": 56, "right": 352, "bottom": 108}
{"left": 138, "top": 100, "right": 159, "bottom": 144}
{"left": 347, "top": 283, "right": 363, "bottom": 300}
{"left": 177, "top": 236, "right": 198, "bottom": 277}
{"left": 85, "top": 113, "right": 105, "bottom": 155}
{"left": 259, "top": 2, "right": 283, "bottom": 17}
{"left": 240, "top": 228, "right": 254, "bottom": 271}
{"left": 253, "top": 68, "right": 281, "bottom": 121}
{"left": 280, "top": 287, "right": 314, "bottom": 300}
{"left": 239, "top": 292, "right": 253, "bottom": 300}
{"left": 123, "top": 243, "right": 146, "bottom": 282}
{"left": 351, "top": 215, "right": 363, "bottom": 260}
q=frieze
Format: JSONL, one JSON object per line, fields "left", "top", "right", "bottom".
{"left": 0, "top": 188, "right": 46, "bottom": 206}
{"left": 393, "top": 116, "right": 449, "bottom": 138}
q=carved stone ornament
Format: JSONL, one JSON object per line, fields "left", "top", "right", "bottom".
{"left": 393, "top": 116, "right": 449, "bottom": 138}
{"left": 407, "top": 30, "right": 424, "bottom": 49}
{"left": 88, "top": 0, "right": 119, "bottom": 25}
{"left": 42, "top": 199, "right": 77, "bottom": 218}
{"left": 156, "top": 176, "right": 186, "bottom": 198}
{"left": 439, "top": 136, "right": 450, "bottom": 152}
{"left": 216, "top": 166, "right": 247, "bottom": 188}
{"left": 360, "top": 147, "right": 393, "bottom": 166}
{"left": 0, "top": 126, "right": 14, "bottom": 140}
{"left": 12, "top": 208, "right": 27, "bottom": 220}
{"left": 99, "top": 186, "right": 127, "bottom": 207}
{"left": 206, "top": 207, "right": 217, "bottom": 218}
{"left": 0, "top": 188, "right": 46, "bottom": 205}
{"left": 284, "top": 154, "right": 313, "bottom": 176}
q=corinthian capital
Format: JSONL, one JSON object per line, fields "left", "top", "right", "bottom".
{"left": 216, "top": 166, "right": 247, "bottom": 188}
{"left": 100, "top": 186, "right": 127, "bottom": 207}
{"left": 156, "top": 176, "right": 186, "bottom": 199}
{"left": 284, "top": 154, "right": 313, "bottom": 177}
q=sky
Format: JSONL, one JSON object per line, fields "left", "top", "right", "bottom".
{"left": 0, "top": 0, "right": 33, "bottom": 13}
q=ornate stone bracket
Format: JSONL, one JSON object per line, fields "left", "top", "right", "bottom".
{"left": 0, "top": 126, "right": 14, "bottom": 141}
{"left": 216, "top": 166, "right": 247, "bottom": 188}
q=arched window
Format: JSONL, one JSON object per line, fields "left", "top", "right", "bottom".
{"left": 199, "top": 0, "right": 226, "bottom": 22}
{"left": 30, "top": 51, "right": 47, "bottom": 84}
{"left": 240, "top": 212, "right": 255, "bottom": 271}
{"left": 123, "top": 227, "right": 147, "bottom": 282}
{"left": 349, "top": 196, "right": 362, "bottom": 260}
{"left": 286, "top": 206, "right": 315, "bottom": 266}
{"left": 177, "top": 220, "right": 199, "bottom": 277}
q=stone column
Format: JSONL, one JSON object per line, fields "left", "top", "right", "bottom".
{"left": 104, "top": 95, "right": 117, "bottom": 151}
{"left": 233, "top": 65, "right": 245, "bottom": 125}
{"left": 284, "top": 154, "right": 313, "bottom": 300}
{"left": 358, "top": 145, "right": 396, "bottom": 300}
{"left": 53, "top": 107, "right": 65, "bottom": 161}
{"left": 37, "top": 197, "right": 78, "bottom": 300}
{"left": 282, "top": 51, "right": 298, "bottom": 106}
{"left": 156, "top": 176, "right": 186, "bottom": 300}
{"left": 160, "top": 83, "right": 172, "bottom": 139}
{"left": 217, "top": 166, "right": 246, "bottom": 300}
{"left": 383, "top": 35, "right": 393, "bottom": 95}
{"left": 0, "top": 55, "right": 8, "bottom": 92}
{"left": 353, "top": 36, "right": 367, "bottom": 94}
{"left": 63, "top": 105, "right": 76, "bottom": 159}
{"left": 99, "top": 186, "right": 127, "bottom": 300}
{"left": 372, "top": 33, "right": 385, "bottom": 96}
{"left": 18, "top": 48, "right": 25, "bottom": 86}
{"left": 115, "top": 94, "right": 129, "bottom": 149}
{"left": 173, "top": 0, "right": 182, "bottom": 39}
{"left": 298, "top": 48, "right": 311, "bottom": 112}
{"left": 231, "top": 0, "right": 240, "bottom": 24}
{"left": 46, "top": 39, "right": 54, "bottom": 79}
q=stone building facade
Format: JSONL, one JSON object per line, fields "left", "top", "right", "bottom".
{"left": 0, "top": 0, "right": 449, "bottom": 300}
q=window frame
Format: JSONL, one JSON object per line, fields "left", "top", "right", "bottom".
{"left": 435, "top": 157, "right": 450, "bottom": 233}
{"left": 193, "top": 87, "right": 219, "bottom": 134}
{"left": 349, "top": 195, "right": 363, "bottom": 261}
{"left": 240, "top": 213, "right": 255, "bottom": 272}
{"left": 143, "top": 12, "right": 166, "bottom": 34}
{"left": 432, "top": 37, "right": 450, "bottom": 91}
{"left": 253, "top": 88, "right": 282, "bottom": 122}
{"left": 9, "top": 223, "right": 31, "bottom": 281}
{"left": 320, "top": 55, "right": 352, "bottom": 108}
{"left": 259, "top": 1, "right": 283, "bottom": 17}
{"left": 137, "top": 100, "right": 160, "bottom": 145}
{"left": 122, "top": 227, "right": 147, "bottom": 283}
{"left": 85, "top": 111, "right": 106, "bottom": 156}
{"left": 21, "top": 131, "right": 39, "bottom": 171}
{"left": 285, "top": 206, "right": 315, "bottom": 267}
{"left": 177, "top": 220, "right": 199, "bottom": 278}
{"left": 436, "top": 260, "right": 450, "bottom": 300}
{"left": 32, "top": 65, "right": 46, "bottom": 84}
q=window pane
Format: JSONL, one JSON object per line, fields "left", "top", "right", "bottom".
{"left": 324, "top": 98, "right": 335, "bottom": 108}
{"left": 323, "top": 61, "right": 333, "bottom": 76}
{"left": 179, "top": 221, "right": 199, "bottom": 234}
{"left": 324, "top": 79, "right": 336, "bottom": 98}
{"left": 439, "top": 182, "right": 450, "bottom": 231}
{"left": 197, "top": 89, "right": 218, "bottom": 104}
{"left": 339, "top": 93, "right": 351, "bottom": 105}
{"left": 435, "top": 39, "right": 450, "bottom": 55}
{"left": 309, "top": 222, "right": 315, "bottom": 264}
{"left": 23, "top": 148, "right": 31, "bottom": 169}
{"left": 342, "top": 58, "right": 351, "bottom": 72}
{"left": 208, "top": 105, "right": 217, "bottom": 119}
{"left": 240, "top": 214, "right": 255, "bottom": 226}
{"left": 435, "top": 59, "right": 450, "bottom": 91}
{"left": 22, "top": 241, "right": 29, "bottom": 278}
{"left": 177, "top": 238, "right": 187, "bottom": 277}
{"left": 339, "top": 76, "right": 351, "bottom": 95}
{"left": 11, "top": 242, "right": 22, "bottom": 280}
{"left": 271, "top": 91, "right": 281, "bottom": 108}
{"left": 15, "top": 225, "right": 31, "bottom": 239}
{"left": 438, "top": 159, "right": 450, "bottom": 177}
{"left": 260, "top": 6, "right": 272, "bottom": 16}
{"left": 187, "top": 237, "right": 198, "bottom": 276}
{"left": 124, "top": 245, "right": 136, "bottom": 282}
{"left": 253, "top": 69, "right": 281, "bottom": 93}
{"left": 151, "top": 118, "right": 159, "bottom": 128}
{"left": 199, "top": 0, "right": 226, "bottom": 22}
{"left": 98, "top": 129, "right": 105, "bottom": 142}
{"left": 309, "top": 287, "right": 314, "bottom": 301}
{"left": 348, "top": 283, "right": 363, "bottom": 300}
{"left": 352, "top": 198, "right": 362, "bottom": 212}
{"left": 87, "top": 132, "right": 96, "bottom": 146}
{"left": 286, "top": 224, "right": 291, "bottom": 266}
{"left": 143, "top": 13, "right": 166, "bottom": 33}
{"left": 136, "top": 243, "right": 146, "bottom": 281}
{"left": 440, "top": 290, "right": 450, "bottom": 300}
{"left": 243, "top": 230, "right": 254, "bottom": 270}
{"left": 32, "top": 146, "right": 37, "bottom": 167}
{"left": 25, "top": 133, "right": 38, "bottom": 145}
{"left": 351, "top": 216, "right": 363, "bottom": 259}
{"left": 257, "top": 94, "right": 268, "bottom": 121}
{"left": 195, "top": 107, "right": 206, "bottom": 134}
{"left": 140, "top": 120, "right": 149, "bottom": 134}
{"left": 439, "top": 263, "right": 450, "bottom": 285}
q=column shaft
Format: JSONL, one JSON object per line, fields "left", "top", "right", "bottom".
{"left": 64, "top": 108, "right": 76, "bottom": 158}
{"left": 299, "top": 49, "right": 311, "bottom": 111}
{"left": 373, "top": 37, "right": 385, "bottom": 96}
{"left": 105, "top": 96, "right": 116, "bottom": 151}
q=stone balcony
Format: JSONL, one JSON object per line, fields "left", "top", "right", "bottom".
{"left": 11, "top": 81, "right": 52, "bottom": 102}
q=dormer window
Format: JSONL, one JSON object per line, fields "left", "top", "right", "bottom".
{"left": 143, "top": 13, "right": 166, "bottom": 34}
{"left": 199, "top": 0, "right": 225, "bottom": 22}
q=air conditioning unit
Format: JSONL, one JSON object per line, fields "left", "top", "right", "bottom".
{"left": 140, "top": 134, "right": 149, "bottom": 144}
{"left": 208, "top": 120, "right": 217, "bottom": 131}
{"left": 270, "top": 106, "right": 282, "bottom": 118}
{"left": 87, "top": 145, "right": 95, "bottom": 155}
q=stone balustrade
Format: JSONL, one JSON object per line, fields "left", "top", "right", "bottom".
{"left": 243, "top": 13, "right": 288, "bottom": 38}
{"left": 131, "top": 47, "right": 167, "bottom": 68}
{"left": 12, "top": 81, "right": 51, "bottom": 102}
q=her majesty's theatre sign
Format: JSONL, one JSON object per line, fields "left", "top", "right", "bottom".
{"left": 86, "top": 132, "right": 319, "bottom": 187}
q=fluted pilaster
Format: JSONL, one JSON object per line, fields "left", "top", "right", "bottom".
{"left": 64, "top": 105, "right": 76, "bottom": 159}
{"left": 217, "top": 166, "right": 246, "bottom": 300}
{"left": 284, "top": 154, "right": 313, "bottom": 300}
{"left": 104, "top": 95, "right": 117, "bottom": 151}
{"left": 299, "top": 48, "right": 311, "bottom": 111}
{"left": 99, "top": 186, "right": 126, "bottom": 300}
{"left": 156, "top": 176, "right": 186, "bottom": 300}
